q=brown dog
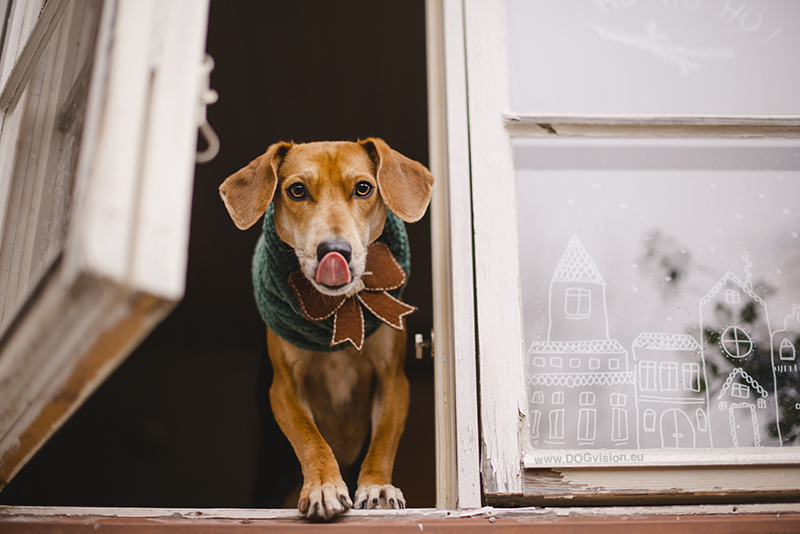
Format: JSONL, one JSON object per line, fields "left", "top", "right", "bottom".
{"left": 219, "top": 139, "right": 433, "bottom": 519}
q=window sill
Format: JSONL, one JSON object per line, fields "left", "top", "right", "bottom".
{"left": 1, "top": 504, "right": 799, "bottom": 533}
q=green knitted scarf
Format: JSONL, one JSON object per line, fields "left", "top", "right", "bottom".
{"left": 252, "top": 204, "right": 411, "bottom": 352}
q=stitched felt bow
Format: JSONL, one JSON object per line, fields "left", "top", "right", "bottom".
{"left": 288, "top": 241, "right": 416, "bottom": 351}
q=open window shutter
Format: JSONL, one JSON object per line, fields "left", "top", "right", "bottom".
{"left": 0, "top": 0, "right": 210, "bottom": 490}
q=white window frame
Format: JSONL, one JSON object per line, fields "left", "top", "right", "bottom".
{"left": 432, "top": 0, "right": 800, "bottom": 506}
{"left": 0, "top": 0, "right": 210, "bottom": 488}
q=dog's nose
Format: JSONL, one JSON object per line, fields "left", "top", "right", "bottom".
{"left": 317, "top": 240, "right": 352, "bottom": 264}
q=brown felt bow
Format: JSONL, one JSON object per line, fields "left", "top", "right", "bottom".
{"left": 288, "top": 241, "right": 416, "bottom": 351}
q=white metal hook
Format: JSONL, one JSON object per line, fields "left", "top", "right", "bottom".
{"left": 196, "top": 54, "right": 219, "bottom": 163}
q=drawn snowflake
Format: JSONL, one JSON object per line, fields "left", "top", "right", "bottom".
{"left": 587, "top": 20, "right": 734, "bottom": 76}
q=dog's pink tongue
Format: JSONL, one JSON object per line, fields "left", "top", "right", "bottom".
{"left": 316, "top": 252, "right": 351, "bottom": 287}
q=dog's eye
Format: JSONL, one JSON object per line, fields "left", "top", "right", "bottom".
{"left": 354, "top": 181, "right": 374, "bottom": 198}
{"left": 287, "top": 183, "right": 307, "bottom": 200}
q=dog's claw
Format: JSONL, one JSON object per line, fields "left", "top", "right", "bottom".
{"left": 299, "top": 482, "right": 352, "bottom": 520}
{"left": 354, "top": 484, "right": 406, "bottom": 511}
{"left": 298, "top": 497, "right": 310, "bottom": 515}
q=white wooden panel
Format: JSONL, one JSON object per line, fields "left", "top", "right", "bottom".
{"left": 0, "top": 0, "right": 83, "bottom": 324}
{"left": 0, "top": 0, "right": 210, "bottom": 489}
{"left": 426, "top": 0, "right": 454, "bottom": 508}
{"left": 68, "top": 0, "right": 157, "bottom": 284}
{"left": 522, "top": 465, "right": 800, "bottom": 504}
{"left": 131, "top": 0, "right": 209, "bottom": 299}
{"left": 505, "top": 114, "right": 800, "bottom": 138}
{"left": 426, "top": 0, "right": 482, "bottom": 509}
{"left": 0, "top": 0, "right": 43, "bottom": 92}
{"left": 463, "top": 0, "right": 526, "bottom": 496}
{"left": 0, "top": 0, "right": 104, "bottom": 333}
{"left": 0, "top": 0, "right": 70, "bottom": 111}
{"left": 2, "top": 503, "right": 800, "bottom": 523}
{"left": 0, "top": 0, "right": 42, "bottom": 251}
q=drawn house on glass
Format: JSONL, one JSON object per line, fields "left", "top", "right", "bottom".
{"left": 528, "top": 236, "right": 635, "bottom": 449}
{"left": 699, "top": 271, "right": 777, "bottom": 448}
{"left": 771, "top": 306, "right": 800, "bottom": 446}
{"left": 632, "top": 333, "right": 711, "bottom": 449}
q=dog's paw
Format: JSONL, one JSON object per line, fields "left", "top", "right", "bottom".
{"left": 354, "top": 484, "right": 406, "bottom": 510}
{"left": 298, "top": 482, "right": 353, "bottom": 520}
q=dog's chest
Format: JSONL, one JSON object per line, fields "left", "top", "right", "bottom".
{"left": 304, "top": 350, "right": 374, "bottom": 466}
{"left": 308, "top": 351, "right": 372, "bottom": 410}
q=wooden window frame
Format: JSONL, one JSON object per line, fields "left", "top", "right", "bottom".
{"left": 0, "top": 0, "right": 210, "bottom": 491}
{"left": 4, "top": 503, "right": 800, "bottom": 533}
{"left": 458, "top": 0, "right": 800, "bottom": 506}
{"left": 1, "top": 0, "right": 798, "bottom": 530}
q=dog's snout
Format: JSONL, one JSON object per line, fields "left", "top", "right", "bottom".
{"left": 317, "top": 240, "right": 352, "bottom": 263}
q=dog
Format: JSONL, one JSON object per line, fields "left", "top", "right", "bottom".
{"left": 219, "top": 139, "right": 434, "bottom": 519}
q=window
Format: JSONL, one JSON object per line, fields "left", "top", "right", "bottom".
{"left": 639, "top": 361, "right": 657, "bottom": 392}
{"left": 643, "top": 409, "right": 657, "bottom": 432}
{"left": 0, "top": 0, "right": 210, "bottom": 487}
{"left": 530, "top": 410, "right": 542, "bottom": 439}
{"left": 780, "top": 338, "right": 796, "bottom": 361}
{"left": 696, "top": 409, "right": 708, "bottom": 432}
{"left": 731, "top": 383, "right": 750, "bottom": 399}
{"left": 579, "top": 391, "right": 596, "bottom": 406}
{"left": 720, "top": 325, "right": 754, "bottom": 359}
{"left": 611, "top": 406, "right": 629, "bottom": 442}
{"left": 552, "top": 391, "right": 565, "bottom": 405}
{"left": 549, "top": 409, "right": 565, "bottom": 441}
{"left": 610, "top": 393, "right": 627, "bottom": 407}
{"left": 577, "top": 408, "right": 597, "bottom": 442}
{"left": 682, "top": 363, "right": 701, "bottom": 392}
{"left": 457, "top": 0, "right": 800, "bottom": 506}
{"left": 610, "top": 393, "right": 630, "bottom": 442}
{"left": 564, "top": 287, "right": 591, "bottom": 318}
{"left": 660, "top": 362, "right": 679, "bottom": 392}
{"left": 531, "top": 391, "right": 544, "bottom": 404}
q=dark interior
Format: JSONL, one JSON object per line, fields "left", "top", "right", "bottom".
{"left": 0, "top": 0, "right": 435, "bottom": 508}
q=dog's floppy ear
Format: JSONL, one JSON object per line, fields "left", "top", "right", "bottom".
{"left": 359, "top": 138, "right": 434, "bottom": 223}
{"left": 219, "top": 141, "right": 293, "bottom": 230}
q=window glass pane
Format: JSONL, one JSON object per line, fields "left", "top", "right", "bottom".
{"left": 0, "top": 0, "right": 100, "bottom": 330}
{"left": 516, "top": 138, "right": 800, "bottom": 463}
{"left": 506, "top": 0, "right": 800, "bottom": 116}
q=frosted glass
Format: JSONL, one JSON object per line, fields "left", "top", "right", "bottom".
{"left": 506, "top": 0, "right": 800, "bottom": 115}
{"left": 515, "top": 138, "right": 800, "bottom": 456}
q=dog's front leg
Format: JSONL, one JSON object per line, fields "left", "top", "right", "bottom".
{"left": 355, "top": 324, "right": 410, "bottom": 509}
{"left": 267, "top": 329, "right": 352, "bottom": 519}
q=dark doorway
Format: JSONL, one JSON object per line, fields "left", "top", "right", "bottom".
{"left": 0, "top": 0, "right": 434, "bottom": 509}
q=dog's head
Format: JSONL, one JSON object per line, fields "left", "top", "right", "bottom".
{"left": 220, "top": 139, "right": 434, "bottom": 296}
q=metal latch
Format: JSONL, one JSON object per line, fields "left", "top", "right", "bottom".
{"left": 414, "top": 330, "right": 434, "bottom": 359}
